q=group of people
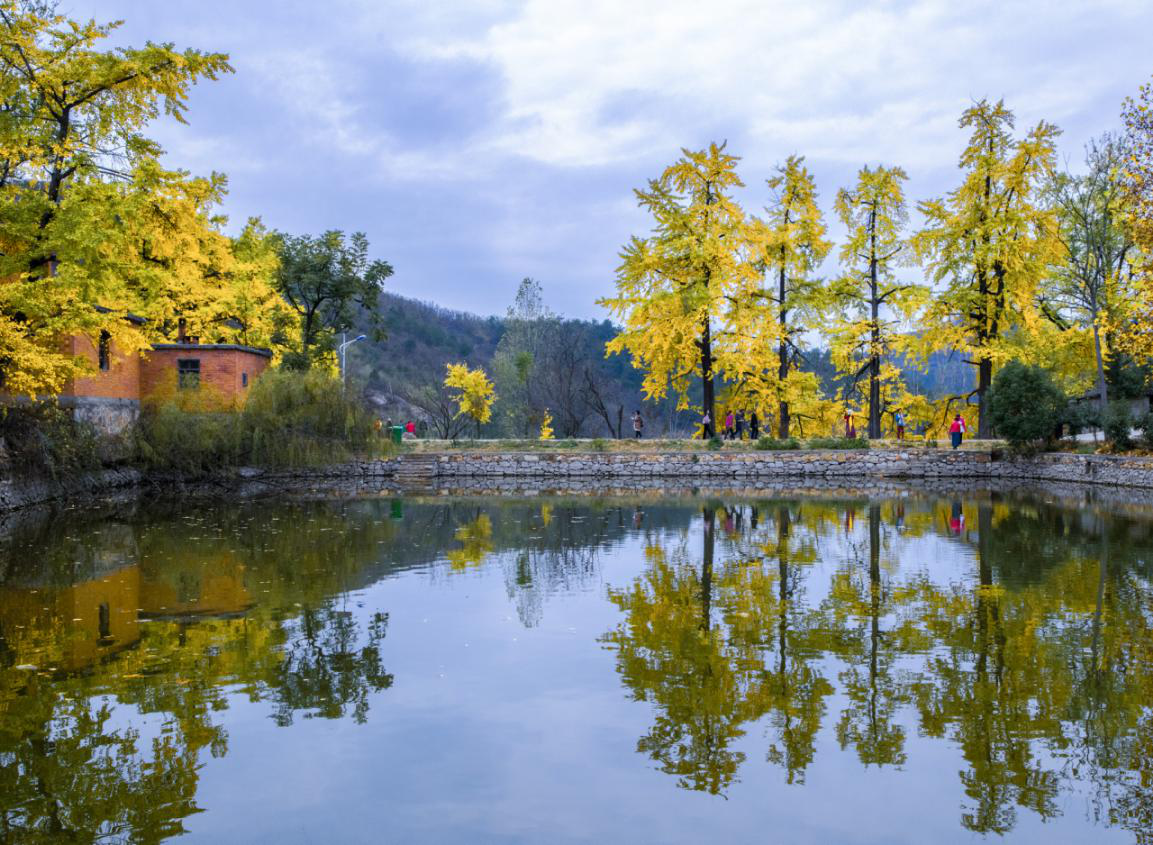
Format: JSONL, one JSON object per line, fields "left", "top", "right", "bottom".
{"left": 381, "top": 418, "right": 418, "bottom": 438}
{"left": 381, "top": 406, "right": 970, "bottom": 447}
{"left": 699, "top": 409, "right": 761, "bottom": 440}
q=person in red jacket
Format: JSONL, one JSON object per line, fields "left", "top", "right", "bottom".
{"left": 949, "top": 414, "right": 966, "bottom": 449}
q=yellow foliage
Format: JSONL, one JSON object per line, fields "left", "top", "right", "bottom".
{"left": 539, "top": 408, "right": 554, "bottom": 440}
{"left": 913, "top": 99, "right": 1060, "bottom": 433}
{"left": 443, "top": 363, "right": 496, "bottom": 431}
{"left": 0, "top": 4, "right": 286, "bottom": 397}
{"left": 599, "top": 142, "right": 760, "bottom": 414}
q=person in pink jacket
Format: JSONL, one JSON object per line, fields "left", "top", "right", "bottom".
{"left": 949, "top": 414, "right": 966, "bottom": 449}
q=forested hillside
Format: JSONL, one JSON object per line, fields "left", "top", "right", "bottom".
{"left": 346, "top": 289, "right": 974, "bottom": 438}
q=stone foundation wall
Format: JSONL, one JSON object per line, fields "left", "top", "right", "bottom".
{"left": 8, "top": 449, "right": 1153, "bottom": 515}
{"left": 68, "top": 396, "right": 140, "bottom": 438}
{"left": 0, "top": 468, "right": 141, "bottom": 513}
{"left": 242, "top": 449, "right": 1153, "bottom": 488}
{"left": 422, "top": 449, "right": 1153, "bottom": 488}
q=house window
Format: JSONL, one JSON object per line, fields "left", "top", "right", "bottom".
{"left": 242, "top": 372, "right": 248, "bottom": 388}
{"left": 98, "top": 331, "right": 111, "bottom": 371}
{"left": 178, "top": 359, "right": 201, "bottom": 390}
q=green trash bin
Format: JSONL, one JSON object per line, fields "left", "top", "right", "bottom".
{"left": 390, "top": 425, "right": 404, "bottom": 445}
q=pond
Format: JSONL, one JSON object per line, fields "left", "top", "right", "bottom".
{"left": 0, "top": 487, "right": 1151, "bottom": 843}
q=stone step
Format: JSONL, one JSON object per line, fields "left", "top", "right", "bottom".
{"left": 393, "top": 454, "right": 440, "bottom": 478}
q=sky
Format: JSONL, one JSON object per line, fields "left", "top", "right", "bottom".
{"left": 68, "top": 0, "right": 1153, "bottom": 319}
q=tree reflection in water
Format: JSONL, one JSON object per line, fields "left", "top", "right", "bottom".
{"left": 0, "top": 492, "right": 1151, "bottom": 841}
{"left": 0, "top": 500, "right": 398, "bottom": 843}
{"left": 603, "top": 493, "right": 1153, "bottom": 841}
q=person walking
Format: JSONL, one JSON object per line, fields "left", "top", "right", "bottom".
{"left": 632, "top": 410, "right": 644, "bottom": 439}
{"left": 894, "top": 410, "right": 906, "bottom": 441}
{"left": 701, "top": 411, "right": 713, "bottom": 440}
{"left": 949, "top": 414, "right": 966, "bottom": 449}
{"left": 735, "top": 410, "right": 745, "bottom": 441}
{"left": 724, "top": 410, "right": 735, "bottom": 440}
{"left": 749, "top": 411, "right": 760, "bottom": 440}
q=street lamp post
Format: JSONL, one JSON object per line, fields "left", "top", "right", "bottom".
{"left": 338, "top": 332, "right": 367, "bottom": 390}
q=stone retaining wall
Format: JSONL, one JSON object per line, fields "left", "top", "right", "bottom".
{"left": 422, "top": 449, "right": 1153, "bottom": 488}
{"left": 7, "top": 449, "right": 1153, "bottom": 514}
{"left": 162, "top": 450, "right": 1153, "bottom": 490}
{"left": 0, "top": 467, "right": 141, "bottom": 513}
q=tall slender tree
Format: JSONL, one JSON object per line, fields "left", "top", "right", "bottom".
{"left": 600, "top": 142, "right": 756, "bottom": 423}
{"left": 1043, "top": 136, "right": 1138, "bottom": 412}
{"left": 828, "top": 165, "right": 925, "bottom": 438}
{"left": 915, "top": 100, "right": 1060, "bottom": 438}
{"left": 752, "top": 156, "right": 831, "bottom": 438}
{"left": 1118, "top": 76, "right": 1153, "bottom": 362}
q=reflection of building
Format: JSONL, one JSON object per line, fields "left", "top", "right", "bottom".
{"left": 140, "top": 555, "right": 253, "bottom": 618}
{"left": 0, "top": 564, "right": 141, "bottom": 672}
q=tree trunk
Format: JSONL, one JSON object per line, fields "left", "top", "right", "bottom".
{"left": 778, "top": 262, "right": 790, "bottom": 439}
{"left": 1091, "top": 527, "right": 1108, "bottom": 673}
{"left": 868, "top": 504, "right": 881, "bottom": 716}
{"left": 700, "top": 506, "right": 714, "bottom": 631}
{"left": 700, "top": 315, "right": 715, "bottom": 435}
{"left": 1092, "top": 320, "right": 1108, "bottom": 415}
{"left": 977, "top": 358, "right": 993, "bottom": 439}
{"left": 868, "top": 217, "right": 882, "bottom": 439}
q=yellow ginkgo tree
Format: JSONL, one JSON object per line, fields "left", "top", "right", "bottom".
{"left": 826, "top": 165, "right": 926, "bottom": 438}
{"left": 1118, "top": 76, "right": 1153, "bottom": 362}
{"left": 599, "top": 142, "right": 759, "bottom": 426}
{"left": 444, "top": 363, "right": 495, "bottom": 437}
{"left": 0, "top": 2, "right": 286, "bottom": 397}
{"left": 914, "top": 100, "right": 1060, "bottom": 438}
{"left": 747, "top": 156, "right": 833, "bottom": 438}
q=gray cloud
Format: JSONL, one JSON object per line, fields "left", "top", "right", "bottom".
{"left": 68, "top": 0, "right": 1153, "bottom": 318}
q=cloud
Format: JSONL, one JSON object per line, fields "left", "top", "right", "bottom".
{"left": 69, "top": 0, "right": 1153, "bottom": 318}
{"left": 401, "top": 0, "right": 1149, "bottom": 173}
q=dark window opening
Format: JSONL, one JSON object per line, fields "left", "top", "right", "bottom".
{"left": 98, "top": 330, "right": 111, "bottom": 371}
{"left": 178, "top": 359, "right": 201, "bottom": 390}
{"left": 242, "top": 371, "right": 248, "bottom": 388}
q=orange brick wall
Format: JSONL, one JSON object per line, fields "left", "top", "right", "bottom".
{"left": 64, "top": 334, "right": 141, "bottom": 401}
{"left": 141, "top": 347, "right": 270, "bottom": 404}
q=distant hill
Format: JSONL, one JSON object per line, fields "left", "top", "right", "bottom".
{"left": 345, "top": 292, "right": 975, "bottom": 435}
{"left": 349, "top": 293, "right": 505, "bottom": 398}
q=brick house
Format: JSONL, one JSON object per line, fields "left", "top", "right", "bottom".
{"left": 56, "top": 332, "right": 272, "bottom": 436}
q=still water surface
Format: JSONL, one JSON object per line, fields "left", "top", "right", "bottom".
{"left": 1, "top": 489, "right": 1151, "bottom": 843}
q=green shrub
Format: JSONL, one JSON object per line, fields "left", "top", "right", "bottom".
{"left": 1139, "top": 410, "right": 1153, "bottom": 449}
{"left": 755, "top": 436, "right": 800, "bottom": 451}
{"left": 590, "top": 438, "right": 608, "bottom": 452}
{"left": 136, "top": 369, "right": 388, "bottom": 475}
{"left": 242, "top": 369, "right": 380, "bottom": 465}
{"left": 1063, "top": 402, "right": 1101, "bottom": 437}
{"left": 806, "top": 436, "right": 869, "bottom": 450}
{"left": 706, "top": 436, "right": 724, "bottom": 450}
{"left": 1103, "top": 401, "right": 1133, "bottom": 451}
{"left": 986, "top": 361, "right": 1066, "bottom": 451}
{"left": 0, "top": 403, "right": 101, "bottom": 479}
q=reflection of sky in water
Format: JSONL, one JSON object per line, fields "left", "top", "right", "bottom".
{"left": 0, "top": 493, "right": 1148, "bottom": 844}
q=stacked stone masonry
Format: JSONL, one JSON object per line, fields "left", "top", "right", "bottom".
{"left": 9, "top": 450, "right": 1153, "bottom": 515}
{"left": 259, "top": 450, "right": 1153, "bottom": 490}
